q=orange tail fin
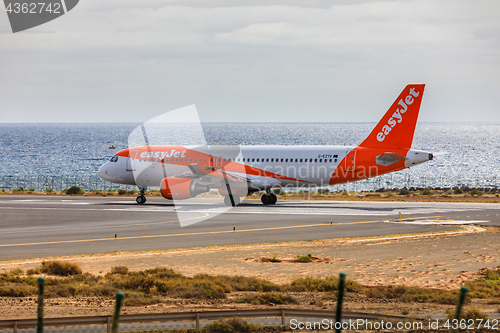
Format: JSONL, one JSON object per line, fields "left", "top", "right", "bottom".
{"left": 359, "top": 84, "right": 425, "bottom": 150}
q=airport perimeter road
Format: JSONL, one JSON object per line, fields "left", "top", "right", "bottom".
{"left": 1, "top": 195, "right": 499, "bottom": 261}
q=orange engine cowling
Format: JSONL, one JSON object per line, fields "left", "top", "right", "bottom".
{"left": 160, "top": 177, "right": 210, "bottom": 200}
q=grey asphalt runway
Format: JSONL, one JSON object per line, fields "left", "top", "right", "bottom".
{"left": 1, "top": 195, "right": 499, "bottom": 261}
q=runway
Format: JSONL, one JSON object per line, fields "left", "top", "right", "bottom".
{"left": 1, "top": 195, "right": 499, "bottom": 261}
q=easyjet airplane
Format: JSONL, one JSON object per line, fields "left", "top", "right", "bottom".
{"left": 98, "top": 84, "right": 433, "bottom": 206}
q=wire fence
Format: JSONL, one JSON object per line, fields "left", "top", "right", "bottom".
{"left": 0, "top": 173, "right": 498, "bottom": 193}
{"left": 0, "top": 175, "right": 137, "bottom": 192}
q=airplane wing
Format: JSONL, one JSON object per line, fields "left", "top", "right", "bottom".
{"left": 173, "top": 164, "right": 248, "bottom": 185}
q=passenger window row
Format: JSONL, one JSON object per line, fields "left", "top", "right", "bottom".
{"left": 136, "top": 157, "right": 338, "bottom": 163}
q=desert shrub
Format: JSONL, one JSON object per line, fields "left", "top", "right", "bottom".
{"left": 447, "top": 308, "right": 488, "bottom": 320}
{"left": 465, "top": 268, "right": 500, "bottom": 298}
{"left": 364, "top": 285, "right": 463, "bottom": 304}
{"left": 28, "top": 188, "right": 35, "bottom": 192}
{"left": 0, "top": 285, "right": 36, "bottom": 297}
{"left": 203, "top": 320, "right": 234, "bottom": 333}
{"left": 27, "top": 267, "right": 41, "bottom": 275}
{"left": 9, "top": 268, "right": 24, "bottom": 276}
{"left": 117, "top": 189, "right": 127, "bottom": 195}
{"left": 470, "top": 189, "right": 484, "bottom": 196}
{"left": 238, "top": 292, "right": 297, "bottom": 305}
{"left": 46, "top": 188, "right": 54, "bottom": 193}
{"left": 454, "top": 188, "right": 464, "bottom": 194}
{"left": 41, "top": 261, "right": 82, "bottom": 276}
{"left": 289, "top": 276, "right": 362, "bottom": 293}
{"left": 261, "top": 254, "right": 281, "bottom": 263}
{"left": 127, "top": 190, "right": 137, "bottom": 195}
{"left": 123, "top": 293, "right": 163, "bottom": 306}
{"left": 94, "top": 284, "right": 116, "bottom": 296}
{"left": 46, "top": 283, "right": 93, "bottom": 297}
{"left": 226, "top": 318, "right": 259, "bottom": 332}
{"left": 66, "top": 186, "right": 83, "bottom": 195}
{"left": 398, "top": 188, "right": 410, "bottom": 195}
{"left": 204, "top": 319, "right": 258, "bottom": 333}
{"left": 422, "top": 190, "right": 433, "bottom": 196}
{"left": 110, "top": 266, "right": 129, "bottom": 275}
{"left": 296, "top": 254, "right": 313, "bottom": 263}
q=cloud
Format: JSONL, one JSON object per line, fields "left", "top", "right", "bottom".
{"left": 0, "top": 0, "right": 499, "bottom": 122}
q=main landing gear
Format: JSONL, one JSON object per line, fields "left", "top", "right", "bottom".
{"left": 261, "top": 193, "right": 277, "bottom": 205}
{"left": 136, "top": 187, "right": 146, "bottom": 205}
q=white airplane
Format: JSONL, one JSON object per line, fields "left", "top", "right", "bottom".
{"left": 98, "top": 84, "right": 433, "bottom": 206}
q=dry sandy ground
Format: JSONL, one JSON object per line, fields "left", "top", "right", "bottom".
{"left": 1, "top": 225, "right": 500, "bottom": 320}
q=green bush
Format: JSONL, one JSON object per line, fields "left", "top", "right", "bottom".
{"left": 454, "top": 188, "right": 463, "bottom": 194}
{"left": 66, "top": 186, "right": 83, "bottom": 195}
{"left": 117, "top": 189, "right": 127, "bottom": 195}
{"left": 422, "top": 190, "right": 433, "bottom": 196}
{"left": 398, "top": 188, "right": 410, "bottom": 195}
{"left": 470, "top": 189, "right": 484, "bottom": 196}
{"left": 296, "top": 254, "right": 313, "bottom": 263}
{"left": 41, "top": 261, "right": 82, "bottom": 276}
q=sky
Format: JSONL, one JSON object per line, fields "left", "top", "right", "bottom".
{"left": 1, "top": 0, "right": 499, "bottom": 123}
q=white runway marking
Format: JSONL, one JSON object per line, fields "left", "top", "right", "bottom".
{"left": 1, "top": 198, "right": 499, "bottom": 216}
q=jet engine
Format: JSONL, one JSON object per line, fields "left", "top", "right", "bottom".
{"left": 160, "top": 177, "right": 210, "bottom": 200}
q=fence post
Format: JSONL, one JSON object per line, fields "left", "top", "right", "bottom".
{"left": 107, "top": 317, "right": 111, "bottom": 333}
{"left": 451, "top": 286, "right": 468, "bottom": 333}
{"left": 37, "top": 277, "right": 45, "bottom": 333}
{"left": 111, "top": 292, "right": 124, "bottom": 333}
{"left": 196, "top": 313, "right": 200, "bottom": 329}
{"left": 335, "top": 272, "right": 346, "bottom": 333}
{"left": 281, "top": 309, "right": 285, "bottom": 325}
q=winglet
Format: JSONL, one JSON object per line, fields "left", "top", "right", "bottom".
{"left": 359, "top": 84, "right": 425, "bottom": 150}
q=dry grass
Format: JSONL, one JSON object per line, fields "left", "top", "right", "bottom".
{"left": 364, "top": 285, "right": 463, "bottom": 305}
{"left": 2, "top": 263, "right": 500, "bottom": 307}
{"left": 203, "top": 318, "right": 260, "bottom": 332}
{"left": 41, "top": 261, "right": 82, "bottom": 276}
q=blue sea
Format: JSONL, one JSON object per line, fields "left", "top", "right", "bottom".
{"left": 0, "top": 123, "right": 499, "bottom": 191}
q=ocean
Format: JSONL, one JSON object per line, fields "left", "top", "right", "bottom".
{"left": 0, "top": 123, "right": 499, "bottom": 191}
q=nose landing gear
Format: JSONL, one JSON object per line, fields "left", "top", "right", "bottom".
{"left": 136, "top": 187, "right": 146, "bottom": 205}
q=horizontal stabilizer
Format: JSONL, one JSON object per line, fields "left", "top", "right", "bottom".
{"left": 376, "top": 152, "right": 406, "bottom": 166}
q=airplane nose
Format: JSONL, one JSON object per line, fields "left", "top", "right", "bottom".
{"left": 429, "top": 153, "right": 434, "bottom": 161}
{"left": 98, "top": 163, "right": 108, "bottom": 180}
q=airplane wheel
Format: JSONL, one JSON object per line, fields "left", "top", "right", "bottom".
{"left": 270, "top": 193, "right": 277, "bottom": 205}
{"left": 261, "top": 194, "right": 272, "bottom": 205}
{"left": 136, "top": 196, "right": 146, "bottom": 204}
{"left": 224, "top": 196, "right": 240, "bottom": 206}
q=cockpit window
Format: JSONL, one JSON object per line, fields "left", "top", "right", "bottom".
{"left": 109, "top": 156, "right": 118, "bottom": 162}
